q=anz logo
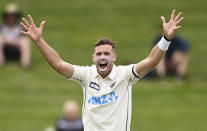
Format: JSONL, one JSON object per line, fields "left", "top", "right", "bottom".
{"left": 88, "top": 91, "right": 118, "bottom": 105}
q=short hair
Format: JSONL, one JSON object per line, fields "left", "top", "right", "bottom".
{"left": 94, "top": 38, "right": 116, "bottom": 52}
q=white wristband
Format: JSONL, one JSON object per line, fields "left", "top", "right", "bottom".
{"left": 158, "top": 36, "right": 171, "bottom": 51}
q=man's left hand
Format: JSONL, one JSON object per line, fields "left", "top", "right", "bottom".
{"left": 161, "top": 9, "right": 184, "bottom": 40}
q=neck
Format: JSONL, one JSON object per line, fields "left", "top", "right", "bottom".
{"left": 6, "top": 23, "right": 16, "bottom": 27}
{"left": 65, "top": 116, "right": 76, "bottom": 122}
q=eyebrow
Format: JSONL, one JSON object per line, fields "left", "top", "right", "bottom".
{"left": 95, "top": 51, "right": 111, "bottom": 55}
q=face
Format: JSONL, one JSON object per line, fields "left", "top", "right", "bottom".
{"left": 5, "top": 14, "right": 18, "bottom": 26}
{"left": 92, "top": 44, "right": 116, "bottom": 77}
{"left": 64, "top": 103, "right": 78, "bottom": 121}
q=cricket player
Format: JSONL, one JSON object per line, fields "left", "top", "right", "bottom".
{"left": 20, "top": 9, "right": 184, "bottom": 131}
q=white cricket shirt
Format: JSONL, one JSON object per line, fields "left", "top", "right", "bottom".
{"left": 70, "top": 64, "right": 140, "bottom": 131}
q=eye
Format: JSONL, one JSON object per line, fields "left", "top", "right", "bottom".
{"left": 104, "top": 52, "right": 110, "bottom": 55}
{"left": 96, "top": 52, "right": 102, "bottom": 56}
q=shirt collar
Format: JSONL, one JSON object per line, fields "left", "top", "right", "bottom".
{"left": 107, "top": 64, "right": 117, "bottom": 80}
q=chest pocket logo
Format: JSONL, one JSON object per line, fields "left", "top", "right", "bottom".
{"left": 110, "top": 82, "right": 116, "bottom": 88}
{"left": 89, "top": 81, "right": 100, "bottom": 91}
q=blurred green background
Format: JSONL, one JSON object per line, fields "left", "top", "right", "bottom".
{"left": 0, "top": 0, "right": 207, "bottom": 130}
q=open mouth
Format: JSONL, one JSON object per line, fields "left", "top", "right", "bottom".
{"left": 99, "top": 62, "right": 108, "bottom": 71}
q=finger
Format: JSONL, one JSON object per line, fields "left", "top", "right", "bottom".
{"left": 176, "top": 17, "right": 184, "bottom": 25}
{"left": 170, "top": 9, "right": 176, "bottom": 20}
{"left": 22, "top": 18, "right": 30, "bottom": 27}
{"left": 39, "top": 20, "right": 46, "bottom": 30}
{"left": 174, "top": 12, "right": 182, "bottom": 21}
{"left": 20, "top": 31, "right": 29, "bottom": 35}
{"left": 28, "top": 15, "right": 36, "bottom": 27}
{"left": 161, "top": 16, "right": 166, "bottom": 24}
{"left": 20, "top": 22, "right": 28, "bottom": 30}
{"left": 175, "top": 26, "right": 181, "bottom": 30}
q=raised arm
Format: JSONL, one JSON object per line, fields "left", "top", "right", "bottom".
{"left": 135, "top": 9, "right": 184, "bottom": 78}
{"left": 20, "top": 15, "right": 74, "bottom": 78}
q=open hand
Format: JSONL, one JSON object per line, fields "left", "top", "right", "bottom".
{"left": 161, "top": 9, "right": 184, "bottom": 40}
{"left": 20, "top": 15, "right": 46, "bottom": 42}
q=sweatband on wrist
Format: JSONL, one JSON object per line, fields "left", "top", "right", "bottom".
{"left": 158, "top": 36, "right": 171, "bottom": 51}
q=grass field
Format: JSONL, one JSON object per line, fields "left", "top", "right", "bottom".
{"left": 0, "top": 0, "right": 207, "bottom": 130}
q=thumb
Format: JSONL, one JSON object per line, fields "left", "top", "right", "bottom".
{"left": 161, "top": 16, "right": 166, "bottom": 24}
{"left": 20, "top": 31, "right": 29, "bottom": 35}
{"left": 40, "top": 20, "right": 46, "bottom": 30}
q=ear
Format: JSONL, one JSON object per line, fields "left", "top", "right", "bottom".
{"left": 92, "top": 54, "right": 95, "bottom": 63}
{"left": 113, "top": 53, "right": 117, "bottom": 62}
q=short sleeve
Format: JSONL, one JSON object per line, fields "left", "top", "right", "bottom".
{"left": 69, "top": 65, "right": 91, "bottom": 85}
{"left": 125, "top": 64, "right": 141, "bottom": 85}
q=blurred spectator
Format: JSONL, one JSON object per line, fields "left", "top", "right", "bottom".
{"left": 152, "top": 34, "right": 190, "bottom": 80}
{"left": 56, "top": 100, "right": 84, "bottom": 131}
{"left": 0, "top": 3, "right": 31, "bottom": 69}
{"left": 45, "top": 127, "right": 55, "bottom": 131}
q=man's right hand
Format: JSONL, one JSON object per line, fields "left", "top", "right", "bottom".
{"left": 20, "top": 15, "right": 46, "bottom": 43}
{"left": 20, "top": 15, "right": 74, "bottom": 79}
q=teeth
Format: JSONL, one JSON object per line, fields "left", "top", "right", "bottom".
{"left": 100, "top": 61, "right": 106, "bottom": 64}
